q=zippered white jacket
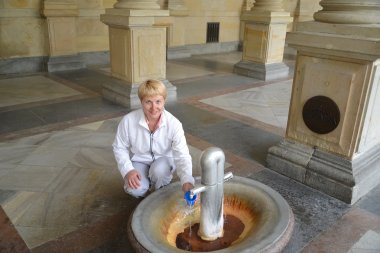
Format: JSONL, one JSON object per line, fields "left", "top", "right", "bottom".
{"left": 113, "top": 108, "right": 194, "bottom": 186}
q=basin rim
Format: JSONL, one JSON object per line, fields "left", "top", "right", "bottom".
{"left": 131, "top": 176, "right": 294, "bottom": 253}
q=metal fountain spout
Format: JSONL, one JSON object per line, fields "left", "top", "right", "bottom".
{"left": 189, "top": 147, "right": 233, "bottom": 241}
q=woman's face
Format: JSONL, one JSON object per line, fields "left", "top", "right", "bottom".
{"left": 142, "top": 95, "right": 165, "bottom": 121}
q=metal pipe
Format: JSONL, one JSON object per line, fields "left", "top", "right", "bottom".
{"left": 190, "top": 172, "right": 233, "bottom": 199}
{"left": 193, "top": 147, "right": 233, "bottom": 241}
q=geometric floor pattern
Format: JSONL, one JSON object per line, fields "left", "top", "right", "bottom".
{"left": 1, "top": 51, "right": 380, "bottom": 253}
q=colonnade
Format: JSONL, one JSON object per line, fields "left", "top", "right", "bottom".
{"left": 98, "top": 0, "right": 380, "bottom": 203}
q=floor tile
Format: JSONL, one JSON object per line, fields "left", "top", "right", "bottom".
{"left": 301, "top": 208, "right": 380, "bottom": 253}
{"left": 0, "top": 76, "right": 81, "bottom": 108}
{"left": 251, "top": 169, "right": 350, "bottom": 253}
{"left": 201, "top": 79, "right": 292, "bottom": 129}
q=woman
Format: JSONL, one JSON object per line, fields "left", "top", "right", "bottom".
{"left": 113, "top": 79, "right": 194, "bottom": 198}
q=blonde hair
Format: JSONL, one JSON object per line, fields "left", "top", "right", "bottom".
{"left": 138, "top": 79, "right": 167, "bottom": 101}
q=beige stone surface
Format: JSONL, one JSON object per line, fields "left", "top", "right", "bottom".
{"left": 0, "top": 17, "right": 49, "bottom": 57}
{"left": 77, "top": 0, "right": 103, "bottom": 9}
{"left": 242, "top": 23, "right": 288, "bottom": 64}
{"left": 46, "top": 17, "right": 77, "bottom": 56}
{"left": 288, "top": 22, "right": 380, "bottom": 61}
{"left": 77, "top": 17, "right": 108, "bottom": 52}
{"left": 1, "top": 0, "right": 302, "bottom": 61}
{"left": 241, "top": 11, "right": 291, "bottom": 65}
{"left": 285, "top": 21, "right": 380, "bottom": 158}
{"left": 286, "top": 54, "right": 373, "bottom": 158}
{"left": 2, "top": 0, "right": 41, "bottom": 9}
{"left": 113, "top": 0, "right": 161, "bottom": 10}
{"left": 0, "top": 75, "right": 82, "bottom": 107}
{"left": 314, "top": 0, "right": 380, "bottom": 24}
{"left": 358, "top": 61, "right": 380, "bottom": 154}
{"left": 108, "top": 26, "right": 166, "bottom": 83}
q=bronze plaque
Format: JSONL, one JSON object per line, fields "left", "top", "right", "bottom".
{"left": 302, "top": 96, "right": 340, "bottom": 134}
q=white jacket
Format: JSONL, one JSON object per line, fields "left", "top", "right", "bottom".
{"left": 113, "top": 108, "right": 194, "bottom": 186}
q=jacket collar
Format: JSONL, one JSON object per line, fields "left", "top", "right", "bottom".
{"left": 138, "top": 108, "right": 167, "bottom": 130}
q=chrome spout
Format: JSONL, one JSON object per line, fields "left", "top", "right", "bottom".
{"left": 189, "top": 185, "right": 207, "bottom": 199}
{"left": 195, "top": 147, "right": 233, "bottom": 241}
{"left": 224, "top": 171, "right": 233, "bottom": 182}
{"left": 190, "top": 171, "right": 233, "bottom": 199}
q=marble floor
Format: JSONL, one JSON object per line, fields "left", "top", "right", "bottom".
{"left": 1, "top": 52, "right": 380, "bottom": 253}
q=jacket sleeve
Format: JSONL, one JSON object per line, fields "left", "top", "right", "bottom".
{"left": 113, "top": 117, "right": 134, "bottom": 179}
{"left": 171, "top": 122, "right": 195, "bottom": 186}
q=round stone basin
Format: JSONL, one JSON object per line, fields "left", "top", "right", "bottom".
{"left": 129, "top": 176, "right": 294, "bottom": 253}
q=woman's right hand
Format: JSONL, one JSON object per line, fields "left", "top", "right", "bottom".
{"left": 126, "top": 170, "right": 141, "bottom": 189}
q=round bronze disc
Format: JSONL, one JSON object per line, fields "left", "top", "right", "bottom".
{"left": 302, "top": 96, "right": 340, "bottom": 134}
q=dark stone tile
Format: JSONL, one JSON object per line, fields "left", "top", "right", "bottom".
{"left": 0, "top": 110, "right": 45, "bottom": 134}
{"left": 52, "top": 69, "right": 121, "bottom": 94}
{"left": 357, "top": 182, "right": 380, "bottom": 217}
{"left": 30, "top": 97, "right": 127, "bottom": 124}
{"left": 172, "top": 57, "right": 238, "bottom": 73}
{"left": 168, "top": 103, "right": 282, "bottom": 165}
{"left": 0, "top": 190, "right": 17, "bottom": 204}
{"left": 249, "top": 169, "right": 350, "bottom": 253}
{"left": 174, "top": 73, "right": 259, "bottom": 99}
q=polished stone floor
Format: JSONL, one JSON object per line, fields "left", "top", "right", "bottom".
{"left": 1, "top": 52, "right": 380, "bottom": 253}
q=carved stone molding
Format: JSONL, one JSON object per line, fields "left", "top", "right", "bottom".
{"left": 314, "top": 0, "right": 380, "bottom": 24}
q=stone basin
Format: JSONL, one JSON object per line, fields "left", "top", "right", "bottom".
{"left": 128, "top": 176, "right": 294, "bottom": 253}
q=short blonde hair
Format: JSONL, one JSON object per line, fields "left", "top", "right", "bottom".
{"left": 138, "top": 79, "right": 167, "bottom": 101}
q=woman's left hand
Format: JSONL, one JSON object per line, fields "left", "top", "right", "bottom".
{"left": 182, "top": 182, "right": 194, "bottom": 193}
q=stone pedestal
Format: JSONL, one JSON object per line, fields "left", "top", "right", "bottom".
{"left": 234, "top": 4, "right": 292, "bottom": 81}
{"left": 267, "top": 19, "right": 380, "bottom": 204}
{"left": 100, "top": 8, "right": 176, "bottom": 108}
{"left": 41, "top": 0, "right": 85, "bottom": 72}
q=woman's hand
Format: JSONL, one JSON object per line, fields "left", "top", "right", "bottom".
{"left": 126, "top": 170, "right": 141, "bottom": 189}
{"left": 182, "top": 182, "right": 194, "bottom": 193}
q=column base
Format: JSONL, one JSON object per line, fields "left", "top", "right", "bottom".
{"left": 102, "top": 79, "right": 177, "bottom": 109}
{"left": 267, "top": 139, "right": 380, "bottom": 204}
{"left": 233, "top": 61, "right": 289, "bottom": 81}
{"left": 47, "top": 55, "right": 85, "bottom": 72}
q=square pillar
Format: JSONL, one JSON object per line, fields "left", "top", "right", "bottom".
{"left": 100, "top": 9, "right": 176, "bottom": 108}
{"left": 41, "top": 0, "right": 85, "bottom": 72}
{"left": 234, "top": 11, "right": 292, "bottom": 81}
{"left": 267, "top": 21, "right": 380, "bottom": 204}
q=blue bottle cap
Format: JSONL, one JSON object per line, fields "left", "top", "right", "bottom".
{"left": 184, "top": 191, "right": 197, "bottom": 206}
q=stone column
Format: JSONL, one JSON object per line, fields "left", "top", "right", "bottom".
{"left": 292, "top": 0, "right": 321, "bottom": 30}
{"left": 41, "top": 0, "right": 85, "bottom": 72}
{"left": 239, "top": 0, "right": 255, "bottom": 51}
{"left": 100, "top": 0, "right": 176, "bottom": 108}
{"left": 234, "top": 0, "right": 292, "bottom": 81}
{"left": 267, "top": 0, "right": 380, "bottom": 204}
{"left": 166, "top": 0, "right": 191, "bottom": 59}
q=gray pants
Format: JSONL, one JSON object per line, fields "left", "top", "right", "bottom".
{"left": 124, "top": 157, "right": 174, "bottom": 198}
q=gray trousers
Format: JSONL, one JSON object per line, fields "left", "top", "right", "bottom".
{"left": 124, "top": 157, "right": 174, "bottom": 198}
